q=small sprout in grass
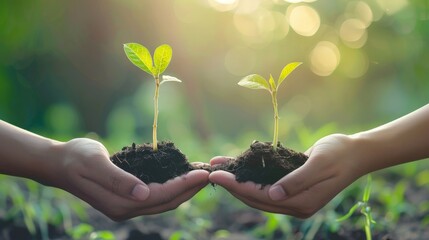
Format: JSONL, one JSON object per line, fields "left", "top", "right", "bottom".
{"left": 123, "top": 43, "right": 181, "bottom": 151}
{"left": 337, "top": 174, "right": 376, "bottom": 240}
{"left": 238, "top": 62, "right": 302, "bottom": 150}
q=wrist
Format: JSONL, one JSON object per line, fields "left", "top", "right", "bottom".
{"left": 348, "top": 132, "right": 377, "bottom": 175}
{"left": 30, "top": 139, "right": 65, "bottom": 186}
{"left": 349, "top": 129, "right": 403, "bottom": 175}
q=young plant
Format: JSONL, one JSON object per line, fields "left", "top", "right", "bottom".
{"left": 123, "top": 43, "right": 181, "bottom": 151}
{"left": 337, "top": 174, "right": 376, "bottom": 240}
{"left": 238, "top": 62, "right": 302, "bottom": 150}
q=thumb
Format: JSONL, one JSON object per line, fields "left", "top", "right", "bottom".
{"left": 268, "top": 160, "right": 328, "bottom": 201}
{"left": 89, "top": 159, "right": 150, "bottom": 201}
{"left": 210, "top": 156, "right": 233, "bottom": 166}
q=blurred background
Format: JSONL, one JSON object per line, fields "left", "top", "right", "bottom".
{"left": 1, "top": 0, "right": 428, "bottom": 152}
{"left": 1, "top": 0, "right": 429, "bottom": 239}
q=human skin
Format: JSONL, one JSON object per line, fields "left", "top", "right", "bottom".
{"left": 210, "top": 104, "right": 429, "bottom": 218}
{"left": 0, "top": 120, "right": 209, "bottom": 221}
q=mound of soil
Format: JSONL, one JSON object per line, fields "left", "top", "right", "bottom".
{"left": 110, "top": 140, "right": 307, "bottom": 185}
{"left": 213, "top": 141, "right": 308, "bottom": 185}
{"left": 110, "top": 141, "right": 204, "bottom": 184}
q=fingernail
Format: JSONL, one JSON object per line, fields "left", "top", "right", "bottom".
{"left": 269, "top": 185, "right": 287, "bottom": 201}
{"left": 131, "top": 184, "right": 150, "bottom": 201}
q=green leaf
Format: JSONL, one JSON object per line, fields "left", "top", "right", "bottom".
{"left": 123, "top": 43, "right": 153, "bottom": 75}
{"left": 336, "top": 202, "right": 361, "bottom": 222}
{"left": 269, "top": 74, "right": 276, "bottom": 90}
{"left": 277, "top": 62, "right": 302, "bottom": 89}
{"left": 90, "top": 231, "right": 115, "bottom": 240}
{"left": 160, "top": 75, "right": 182, "bottom": 85}
{"left": 238, "top": 74, "right": 270, "bottom": 91}
{"left": 363, "top": 174, "right": 372, "bottom": 202}
{"left": 68, "top": 223, "right": 94, "bottom": 239}
{"left": 153, "top": 44, "right": 172, "bottom": 76}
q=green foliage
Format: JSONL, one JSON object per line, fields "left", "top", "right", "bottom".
{"left": 251, "top": 213, "right": 293, "bottom": 239}
{"left": 238, "top": 62, "right": 302, "bottom": 92}
{"left": 238, "top": 62, "right": 302, "bottom": 149}
{"left": 0, "top": 177, "right": 89, "bottom": 240}
{"left": 123, "top": 43, "right": 181, "bottom": 150}
{"left": 337, "top": 175, "right": 376, "bottom": 240}
{"left": 153, "top": 44, "right": 173, "bottom": 76}
{"left": 1, "top": 2, "right": 428, "bottom": 239}
{"left": 67, "top": 223, "right": 115, "bottom": 240}
{"left": 376, "top": 179, "right": 409, "bottom": 223}
{"left": 123, "top": 43, "right": 153, "bottom": 75}
{"left": 123, "top": 43, "right": 174, "bottom": 78}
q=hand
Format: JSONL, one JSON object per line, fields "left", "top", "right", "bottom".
{"left": 209, "top": 134, "right": 364, "bottom": 218}
{"left": 44, "top": 138, "right": 209, "bottom": 221}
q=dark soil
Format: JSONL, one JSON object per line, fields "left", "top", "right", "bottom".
{"left": 110, "top": 140, "right": 307, "bottom": 186}
{"left": 110, "top": 141, "right": 208, "bottom": 184}
{"left": 213, "top": 141, "right": 308, "bottom": 185}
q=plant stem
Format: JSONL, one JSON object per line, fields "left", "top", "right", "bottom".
{"left": 365, "top": 220, "right": 372, "bottom": 240}
{"left": 152, "top": 76, "right": 160, "bottom": 152}
{"left": 271, "top": 90, "right": 279, "bottom": 150}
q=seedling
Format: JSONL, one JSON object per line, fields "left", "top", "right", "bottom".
{"left": 123, "top": 43, "right": 181, "bottom": 151}
{"left": 111, "top": 43, "right": 203, "bottom": 184}
{"left": 238, "top": 62, "right": 302, "bottom": 150}
{"left": 213, "top": 62, "right": 307, "bottom": 186}
{"left": 337, "top": 174, "right": 376, "bottom": 240}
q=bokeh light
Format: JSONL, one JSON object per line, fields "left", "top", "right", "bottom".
{"left": 235, "top": 0, "right": 260, "bottom": 14}
{"left": 287, "top": 4, "right": 320, "bottom": 36}
{"left": 376, "top": 0, "right": 408, "bottom": 15}
{"left": 346, "top": 1, "right": 373, "bottom": 27}
{"left": 2, "top": 0, "right": 428, "bottom": 153}
{"left": 310, "top": 41, "right": 340, "bottom": 76}
{"left": 284, "top": 0, "right": 317, "bottom": 3}
{"left": 339, "top": 18, "right": 368, "bottom": 48}
{"left": 208, "top": 0, "right": 239, "bottom": 12}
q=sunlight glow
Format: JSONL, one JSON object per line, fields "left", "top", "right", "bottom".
{"left": 214, "top": 0, "right": 237, "bottom": 4}
{"left": 234, "top": 13, "right": 259, "bottom": 37}
{"left": 208, "top": 0, "right": 239, "bottom": 11}
{"left": 284, "top": 0, "right": 317, "bottom": 3}
{"left": 236, "top": 0, "right": 261, "bottom": 14}
{"left": 310, "top": 41, "right": 340, "bottom": 76}
{"left": 233, "top": 9, "right": 289, "bottom": 44}
{"left": 376, "top": 0, "right": 408, "bottom": 15}
{"left": 287, "top": 5, "right": 320, "bottom": 36}
{"left": 224, "top": 46, "right": 256, "bottom": 76}
{"left": 339, "top": 18, "right": 367, "bottom": 48}
{"left": 351, "top": 1, "right": 373, "bottom": 27}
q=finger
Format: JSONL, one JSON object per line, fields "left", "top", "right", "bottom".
{"left": 209, "top": 171, "right": 324, "bottom": 218}
{"left": 84, "top": 157, "right": 150, "bottom": 201}
{"left": 209, "top": 171, "right": 267, "bottom": 200}
{"left": 268, "top": 158, "right": 334, "bottom": 201}
{"left": 145, "top": 170, "right": 209, "bottom": 206}
{"left": 78, "top": 170, "right": 208, "bottom": 220}
{"left": 209, "top": 170, "right": 236, "bottom": 185}
{"left": 131, "top": 181, "right": 209, "bottom": 216}
{"left": 304, "top": 145, "right": 314, "bottom": 156}
{"left": 69, "top": 174, "right": 145, "bottom": 221}
{"left": 210, "top": 156, "right": 233, "bottom": 166}
{"left": 227, "top": 190, "right": 304, "bottom": 217}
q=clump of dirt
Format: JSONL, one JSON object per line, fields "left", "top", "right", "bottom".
{"left": 110, "top": 141, "right": 208, "bottom": 184}
{"left": 213, "top": 141, "right": 308, "bottom": 186}
{"left": 110, "top": 141, "right": 306, "bottom": 185}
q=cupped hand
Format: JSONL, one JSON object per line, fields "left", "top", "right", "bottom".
{"left": 46, "top": 138, "right": 210, "bottom": 221}
{"left": 209, "top": 134, "right": 365, "bottom": 218}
